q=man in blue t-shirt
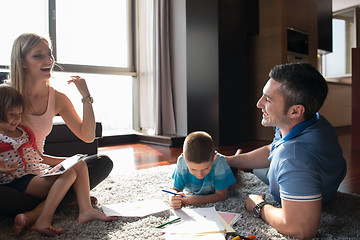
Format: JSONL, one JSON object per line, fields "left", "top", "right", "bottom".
{"left": 226, "top": 63, "right": 346, "bottom": 239}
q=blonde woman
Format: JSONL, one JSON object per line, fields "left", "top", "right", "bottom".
{"left": 2, "top": 33, "right": 114, "bottom": 235}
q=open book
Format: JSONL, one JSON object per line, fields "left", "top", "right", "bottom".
{"left": 41, "top": 155, "right": 87, "bottom": 177}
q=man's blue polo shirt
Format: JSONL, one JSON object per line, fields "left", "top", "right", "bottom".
{"left": 268, "top": 113, "right": 347, "bottom": 204}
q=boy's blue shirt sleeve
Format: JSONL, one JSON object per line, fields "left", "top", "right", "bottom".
{"left": 214, "top": 154, "right": 237, "bottom": 190}
{"left": 172, "top": 155, "right": 186, "bottom": 191}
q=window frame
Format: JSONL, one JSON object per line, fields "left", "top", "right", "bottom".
{"left": 0, "top": 0, "right": 139, "bottom": 135}
{"left": 320, "top": 6, "right": 359, "bottom": 81}
{"left": 49, "top": 0, "right": 136, "bottom": 76}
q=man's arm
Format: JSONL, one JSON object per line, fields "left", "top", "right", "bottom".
{"left": 226, "top": 144, "right": 272, "bottom": 169}
{"left": 247, "top": 194, "right": 321, "bottom": 239}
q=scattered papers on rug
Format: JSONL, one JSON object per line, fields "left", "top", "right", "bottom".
{"left": 218, "top": 211, "right": 242, "bottom": 226}
{"left": 102, "top": 199, "right": 170, "bottom": 217}
{"left": 161, "top": 207, "right": 240, "bottom": 239}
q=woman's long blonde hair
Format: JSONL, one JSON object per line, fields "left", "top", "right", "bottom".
{"left": 10, "top": 33, "right": 52, "bottom": 112}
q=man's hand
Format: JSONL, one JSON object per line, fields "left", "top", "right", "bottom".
{"left": 246, "top": 193, "right": 266, "bottom": 212}
{"left": 246, "top": 193, "right": 322, "bottom": 239}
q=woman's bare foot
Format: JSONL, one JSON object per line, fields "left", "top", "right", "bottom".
{"left": 35, "top": 225, "right": 64, "bottom": 237}
{"left": 12, "top": 209, "right": 40, "bottom": 236}
{"left": 12, "top": 214, "right": 27, "bottom": 236}
{"left": 33, "top": 220, "right": 64, "bottom": 237}
{"left": 12, "top": 202, "right": 44, "bottom": 235}
{"left": 78, "top": 208, "right": 117, "bottom": 223}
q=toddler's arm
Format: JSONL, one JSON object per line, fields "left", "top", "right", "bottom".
{"left": 0, "top": 160, "right": 17, "bottom": 175}
{"left": 36, "top": 149, "right": 66, "bottom": 166}
{"left": 0, "top": 166, "right": 17, "bottom": 174}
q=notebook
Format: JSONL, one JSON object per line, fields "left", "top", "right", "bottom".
{"left": 41, "top": 154, "right": 87, "bottom": 177}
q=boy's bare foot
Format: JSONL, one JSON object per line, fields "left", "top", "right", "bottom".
{"left": 78, "top": 208, "right": 117, "bottom": 223}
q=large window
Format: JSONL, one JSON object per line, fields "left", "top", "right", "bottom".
{"left": 0, "top": 0, "right": 135, "bottom": 136}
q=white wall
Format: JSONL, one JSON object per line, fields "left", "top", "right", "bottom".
{"left": 319, "top": 83, "right": 352, "bottom": 126}
{"left": 333, "top": 0, "right": 360, "bottom": 11}
{"left": 169, "top": 0, "right": 187, "bottom": 136}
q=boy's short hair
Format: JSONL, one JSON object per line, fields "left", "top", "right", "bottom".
{"left": 183, "top": 131, "right": 215, "bottom": 164}
{"left": 0, "top": 84, "right": 24, "bottom": 122}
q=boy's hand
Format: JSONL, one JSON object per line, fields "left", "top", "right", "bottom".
{"left": 170, "top": 192, "right": 185, "bottom": 209}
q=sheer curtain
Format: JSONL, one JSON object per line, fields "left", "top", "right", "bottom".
{"left": 138, "top": 0, "right": 176, "bottom": 135}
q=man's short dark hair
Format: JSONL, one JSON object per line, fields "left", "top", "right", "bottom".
{"left": 269, "top": 63, "right": 328, "bottom": 120}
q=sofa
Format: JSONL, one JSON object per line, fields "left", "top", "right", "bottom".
{"left": 44, "top": 116, "right": 102, "bottom": 157}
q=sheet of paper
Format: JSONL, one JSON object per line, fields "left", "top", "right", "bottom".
{"left": 164, "top": 232, "right": 226, "bottom": 240}
{"left": 217, "top": 213, "right": 235, "bottom": 234}
{"left": 164, "top": 207, "right": 225, "bottom": 235}
{"left": 102, "top": 199, "right": 170, "bottom": 217}
{"left": 218, "top": 211, "right": 242, "bottom": 226}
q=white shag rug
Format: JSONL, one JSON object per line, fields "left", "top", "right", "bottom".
{"left": 1, "top": 164, "right": 360, "bottom": 240}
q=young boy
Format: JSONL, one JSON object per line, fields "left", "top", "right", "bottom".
{"left": 170, "top": 131, "right": 236, "bottom": 209}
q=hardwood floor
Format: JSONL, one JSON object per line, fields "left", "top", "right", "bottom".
{"left": 98, "top": 127, "right": 360, "bottom": 194}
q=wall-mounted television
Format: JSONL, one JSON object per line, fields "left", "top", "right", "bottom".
{"left": 287, "top": 28, "right": 309, "bottom": 55}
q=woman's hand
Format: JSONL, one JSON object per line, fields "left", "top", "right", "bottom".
{"left": 68, "top": 76, "right": 91, "bottom": 98}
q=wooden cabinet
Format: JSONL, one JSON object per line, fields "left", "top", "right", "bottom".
{"left": 249, "top": 0, "right": 319, "bottom": 141}
{"left": 318, "top": 0, "right": 333, "bottom": 53}
{"left": 352, "top": 48, "right": 360, "bottom": 150}
{"left": 185, "top": 0, "right": 258, "bottom": 146}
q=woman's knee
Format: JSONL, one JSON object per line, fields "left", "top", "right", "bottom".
{"left": 62, "top": 168, "right": 77, "bottom": 181}
{"left": 85, "top": 155, "right": 113, "bottom": 190}
{"left": 77, "top": 159, "right": 88, "bottom": 169}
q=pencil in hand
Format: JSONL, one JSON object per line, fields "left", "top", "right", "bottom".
{"left": 162, "top": 189, "right": 186, "bottom": 198}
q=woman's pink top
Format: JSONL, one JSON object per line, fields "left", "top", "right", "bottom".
{"left": 22, "top": 86, "right": 56, "bottom": 152}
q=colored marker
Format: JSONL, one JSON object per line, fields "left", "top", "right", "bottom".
{"left": 231, "top": 235, "right": 256, "bottom": 240}
{"left": 155, "top": 217, "right": 181, "bottom": 228}
{"left": 162, "top": 189, "right": 186, "bottom": 198}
